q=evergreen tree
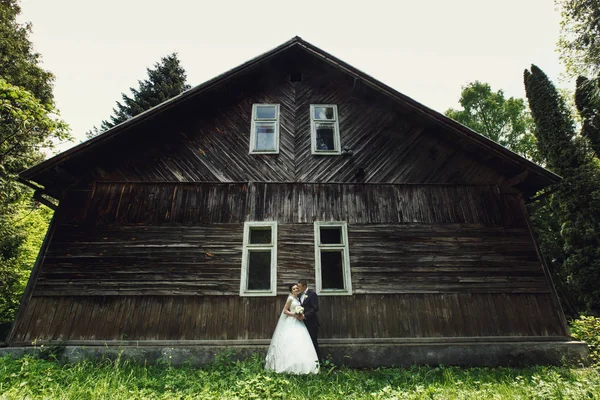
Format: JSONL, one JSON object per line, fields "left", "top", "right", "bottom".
{"left": 87, "top": 54, "right": 190, "bottom": 138}
{"left": 575, "top": 75, "right": 600, "bottom": 156}
{"left": 524, "top": 65, "right": 600, "bottom": 312}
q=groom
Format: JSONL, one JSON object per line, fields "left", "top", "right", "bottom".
{"left": 297, "top": 279, "right": 322, "bottom": 363}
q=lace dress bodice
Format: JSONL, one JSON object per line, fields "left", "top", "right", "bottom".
{"left": 288, "top": 295, "right": 301, "bottom": 314}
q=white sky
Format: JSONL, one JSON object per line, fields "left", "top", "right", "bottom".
{"left": 19, "top": 0, "right": 569, "bottom": 152}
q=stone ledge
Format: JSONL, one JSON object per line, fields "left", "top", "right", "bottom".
{"left": 0, "top": 341, "right": 589, "bottom": 368}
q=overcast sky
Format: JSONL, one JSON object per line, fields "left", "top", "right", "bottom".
{"left": 19, "top": 0, "right": 569, "bottom": 152}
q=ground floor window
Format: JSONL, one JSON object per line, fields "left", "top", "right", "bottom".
{"left": 313, "top": 221, "right": 352, "bottom": 295}
{"left": 240, "top": 221, "right": 277, "bottom": 296}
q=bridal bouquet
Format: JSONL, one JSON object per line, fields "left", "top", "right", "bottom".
{"left": 294, "top": 306, "right": 304, "bottom": 315}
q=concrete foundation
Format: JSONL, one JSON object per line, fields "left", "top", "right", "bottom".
{"left": 0, "top": 340, "right": 589, "bottom": 367}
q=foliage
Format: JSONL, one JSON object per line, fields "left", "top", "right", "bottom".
{"left": 0, "top": 355, "right": 599, "bottom": 399}
{"left": 575, "top": 75, "right": 600, "bottom": 156}
{"left": 0, "top": 0, "right": 55, "bottom": 106}
{"left": 557, "top": 0, "right": 600, "bottom": 77}
{"left": 527, "top": 195, "right": 583, "bottom": 316}
{"left": 0, "top": 196, "right": 51, "bottom": 324}
{"left": 570, "top": 315, "right": 600, "bottom": 366}
{"left": 524, "top": 64, "right": 600, "bottom": 313}
{"left": 445, "top": 81, "right": 541, "bottom": 163}
{"left": 0, "top": 79, "right": 70, "bottom": 205}
{"left": 0, "top": 0, "right": 66, "bottom": 324}
{"left": 87, "top": 53, "right": 191, "bottom": 138}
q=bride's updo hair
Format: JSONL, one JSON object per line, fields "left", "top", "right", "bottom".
{"left": 288, "top": 284, "right": 296, "bottom": 293}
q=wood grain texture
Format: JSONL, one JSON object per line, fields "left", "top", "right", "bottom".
{"left": 11, "top": 49, "right": 567, "bottom": 346}
{"left": 10, "top": 293, "right": 563, "bottom": 343}
{"left": 34, "top": 56, "right": 509, "bottom": 187}
{"left": 26, "top": 183, "right": 546, "bottom": 297}
{"left": 71, "top": 182, "right": 526, "bottom": 225}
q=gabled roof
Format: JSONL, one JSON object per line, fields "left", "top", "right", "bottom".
{"left": 20, "top": 36, "right": 560, "bottom": 194}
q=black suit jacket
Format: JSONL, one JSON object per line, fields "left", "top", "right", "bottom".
{"left": 300, "top": 289, "right": 319, "bottom": 328}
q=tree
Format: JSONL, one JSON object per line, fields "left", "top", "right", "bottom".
{"left": 575, "top": 75, "right": 600, "bottom": 156}
{"left": 557, "top": 0, "right": 600, "bottom": 77}
{"left": 87, "top": 53, "right": 191, "bottom": 138}
{"left": 0, "top": 0, "right": 70, "bottom": 323}
{"left": 0, "top": 80, "right": 69, "bottom": 204}
{"left": 0, "top": 0, "right": 54, "bottom": 106}
{"left": 0, "top": 196, "right": 52, "bottom": 323}
{"left": 445, "top": 81, "right": 541, "bottom": 163}
{"left": 524, "top": 64, "right": 600, "bottom": 313}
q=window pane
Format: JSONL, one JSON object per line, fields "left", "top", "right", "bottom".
{"left": 313, "top": 106, "right": 335, "bottom": 120}
{"left": 315, "top": 123, "right": 336, "bottom": 151}
{"left": 249, "top": 227, "right": 271, "bottom": 244}
{"left": 255, "top": 105, "right": 277, "bottom": 119}
{"left": 255, "top": 122, "right": 276, "bottom": 150}
{"left": 321, "top": 251, "right": 344, "bottom": 289}
{"left": 320, "top": 227, "right": 342, "bottom": 245}
{"left": 248, "top": 250, "right": 271, "bottom": 290}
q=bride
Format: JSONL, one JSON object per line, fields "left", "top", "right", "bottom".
{"left": 264, "top": 284, "right": 320, "bottom": 374}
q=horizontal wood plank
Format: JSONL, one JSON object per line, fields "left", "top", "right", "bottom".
{"left": 11, "top": 293, "right": 564, "bottom": 343}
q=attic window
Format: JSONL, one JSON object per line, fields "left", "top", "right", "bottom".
{"left": 250, "top": 104, "right": 280, "bottom": 154}
{"left": 240, "top": 221, "right": 278, "bottom": 296}
{"left": 310, "top": 105, "right": 341, "bottom": 155}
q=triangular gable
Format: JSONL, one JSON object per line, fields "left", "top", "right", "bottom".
{"left": 20, "top": 37, "right": 559, "bottom": 198}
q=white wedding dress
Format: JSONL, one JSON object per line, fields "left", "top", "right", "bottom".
{"left": 264, "top": 295, "right": 320, "bottom": 374}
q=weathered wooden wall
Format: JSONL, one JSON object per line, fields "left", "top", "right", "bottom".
{"left": 34, "top": 52, "right": 510, "bottom": 188}
{"left": 10, "top": 293, "right": 562, "bottom": 345}
{"left": 9, "top": 182, "right": 567, "bottom": 343}
{"left": 13, "top": 49, "right": 566, "bottom": 345}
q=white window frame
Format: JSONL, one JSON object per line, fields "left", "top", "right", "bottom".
{"left": 249, "top": 104, "right": 280, "bottom": 154}
{"left": 310, "top": 104, "right": 341, "bottom": 155}
{"left": 314, "top": 221, "right": 352, "bottom": 295}
{"left": 240, "top": 221, "right": 278, "bottom": 296}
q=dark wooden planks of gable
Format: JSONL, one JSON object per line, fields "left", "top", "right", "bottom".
{"left": 10, "top": 293, "right": 563, "bottom": 344}
{"left": 45, "top": 58, "right": 507, "bottom": 187}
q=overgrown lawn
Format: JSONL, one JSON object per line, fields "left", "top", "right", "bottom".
{"left": 0, "top": 354, "right": 599, "bottom": 399}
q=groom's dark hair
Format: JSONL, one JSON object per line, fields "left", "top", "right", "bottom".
{"left": 298, "top": 279, "right": 308, "bottom": 287}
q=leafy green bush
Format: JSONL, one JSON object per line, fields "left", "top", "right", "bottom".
{"left": 0, "top": 198, "right": 52, "bottom": 324}
{"left": 570, "top": 315, "right": 600, "bottom": 366}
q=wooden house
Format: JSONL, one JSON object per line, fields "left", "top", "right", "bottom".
{"left": 6, "top": 37, "right": 586, "bottom": 366}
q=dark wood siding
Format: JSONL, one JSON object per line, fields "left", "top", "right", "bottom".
{"left": 33, "top": 182, "right": 541, "bottom": 295}
{"left": 10, "top": 293, "right": 563, "bottom": 344}
{"left": 9, "top": 182, "right": 567, "bottom": 342}
{"left": 37, "top": 222, "right": 544, "bottom": 296}
{"left": 66, "top": 182, "right": 526, "bottom": 225}
{"left": 59, "top": 59, "right": 506, "bottom": 186}
{"left": 13, "top": 47, "right": 566, "bottom": 347}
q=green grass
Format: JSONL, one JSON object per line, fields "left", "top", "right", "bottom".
{"left": 0, "top": 354, "right": 599, "bottom": 399}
